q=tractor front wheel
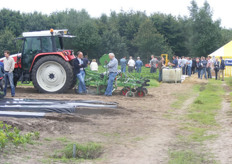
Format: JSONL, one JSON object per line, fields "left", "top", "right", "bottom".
{"left": 32, "top": 56, "right": 74, "bottom": 93}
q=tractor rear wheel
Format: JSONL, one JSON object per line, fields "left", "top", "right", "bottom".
{"left": 32, "top": 56, "right": 74, "bottom": 93}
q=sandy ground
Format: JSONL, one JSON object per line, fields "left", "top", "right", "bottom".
{"left": 1, "top": 76, "right": 228, "bottom": 164}
{"left": 0, "top": 82, "right": 194, "bottom": 164}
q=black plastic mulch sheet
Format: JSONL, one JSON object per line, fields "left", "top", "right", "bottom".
{"left": 0, "top": 98, "right": 118, "bottom": 114}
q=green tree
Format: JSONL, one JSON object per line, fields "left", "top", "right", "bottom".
{"left": 0, "top": 9, "right": 24, "bottom": 36}
{"left": 150, "top": 13, "right": 188, "bottom": 56}
{"left": 188, "top": 0, "right": 222, "bottom": 57}
{"left": 99, "top": 28, "right": 128, "bottom": 59}
{"left": 22, "top": 12, "right": 54, "bottom": 32}
{"left": 0, "top": 28, "right": 16, "bottom": 57}
{"left": 134, "top": 19, "right": 173, "bottom": 59}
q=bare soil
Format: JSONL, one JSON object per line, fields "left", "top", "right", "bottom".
{"left": 206, "top": 82, "right": 232, "bottom": 164}
{"left": 0, "top": 81, "right": 199, "bottom": 164}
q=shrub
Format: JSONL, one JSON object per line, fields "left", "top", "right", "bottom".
{"left": 0, "top": 121, "right": 40, "bottom": 151}
{"left": 54, "top": 142, "right": 103, "bottom": 160}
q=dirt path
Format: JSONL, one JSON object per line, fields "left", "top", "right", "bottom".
{"left": 207, "top": 82, "right": 232, "bottom": 164}
{"left": 0, "top": 83, "right": 193, "bottom": 164}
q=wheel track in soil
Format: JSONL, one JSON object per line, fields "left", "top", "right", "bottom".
{"left": 207, "top": 82, "right": 232, "bottom": 164}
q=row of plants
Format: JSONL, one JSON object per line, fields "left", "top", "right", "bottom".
{"left": 0, "top": 121, "right": 40, "bottom": 151}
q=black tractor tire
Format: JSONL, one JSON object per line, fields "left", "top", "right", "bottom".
{"left": 69, "top": 59, "right": 77, "bottom": 89}
{"left": 32, "top": 56, "right": 74, "bottom": 93}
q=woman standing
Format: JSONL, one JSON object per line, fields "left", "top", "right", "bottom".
{"left": 214, "top": 58, "right": 220, "bottom": 80}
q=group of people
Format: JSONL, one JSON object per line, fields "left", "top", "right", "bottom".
{"left": 1, "top": 50, "right": 227, "bottom": 98}
{"left": 120, "top": 56, "right": 143, "bottom": 73}
{"left": 172, "top": 56, "right": 225, "bottom": 81}
{"left": 74, "top": 52, "right": 118, "bottom": 96}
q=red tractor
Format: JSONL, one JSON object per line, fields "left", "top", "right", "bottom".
{"left": 0, "top": 29, "right": 76, "bottom": 93}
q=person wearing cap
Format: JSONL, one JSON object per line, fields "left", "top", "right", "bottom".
{"left": 105, "top": 53, "right": 118, "bottom": 96}
{"left": 135, "top": 57, "right": 143, "bottom": 73}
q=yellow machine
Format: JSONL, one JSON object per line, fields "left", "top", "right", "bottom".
{"left": 161, "top": 54, "right": 169, "bottom": 66}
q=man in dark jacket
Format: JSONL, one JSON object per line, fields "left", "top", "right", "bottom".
{"left": 219, "top": 56, "right": 225, "bottom": 81}
{"left": 83, "top": 55, "right": 89, "bottom": 68}
{"left": 191, "top": 58, "right": 196, "bottom": 74}
{"left": 196, "top": 57, "right": 201, "bottom": 79}
{"left": 74, "top": 51, "right": 87, "bottom": 94}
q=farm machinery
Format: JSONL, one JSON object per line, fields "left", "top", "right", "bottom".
{"left": 76, "top": 54, "right": 150, "bottom": 97}
{"left": 0, "top": 29, "right": 76, "bottom": 93}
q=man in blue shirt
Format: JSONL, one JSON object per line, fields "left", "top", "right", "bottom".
{"left": 170, "top": 56, "right": 178, "bottom": 68}
{"left": 187, "top": 57, "right": 192, "bottom": 77}
{"left": 120, "top": 56, "right": 127, "bottom": 73}
{"left": 105, "top": 53, "right": 118, "bottom": 96}
{"left": 135, "top": 57, "right": 143, "bottom": 73}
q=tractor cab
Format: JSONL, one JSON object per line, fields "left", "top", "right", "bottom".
{"left": 17, "top": 29, "right": 75, "bottom": 72}
{"left": 11, "top": 29, "right": 77, "bottom": 93}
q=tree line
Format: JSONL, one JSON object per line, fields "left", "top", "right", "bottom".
{"left": 0, "top": 0, "right": 232, "bottom": 63}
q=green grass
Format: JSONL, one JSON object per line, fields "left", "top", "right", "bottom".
{"left": 147, "top": 79, "right": 159, "bottom": 87}
{"left": 17, "top": 81, "right": 33, "bottom": 86}
{"left": 168, "top": 150, "right": 215, "bottom": 164}
{"left": 168, "top": 80, "right": 224, "bottom": 163}
{"left": 56, "top": 137, "right": 70, "bottom": 143}
{"left": 44, "top": 138, "right": 53, "bottom": 142}
{"left": 53, "top": 142, "right": 103, "bottom": 160}
{"left": 225, "top": 77, "right": 232, "bottom": 87}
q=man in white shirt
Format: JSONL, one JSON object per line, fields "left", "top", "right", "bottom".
{"left": 3, "top": 50, "right": 15, "bottom": 97}
{"left": 128, "top": 56, "right": 135, "bottom": 73}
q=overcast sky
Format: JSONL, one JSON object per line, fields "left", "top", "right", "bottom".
{"left": 1, "top": 0, "right": 232, "bottom": 29}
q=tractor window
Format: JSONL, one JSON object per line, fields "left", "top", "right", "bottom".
{"left": 55, "top": 37, "right": 62, "bottom": 50}
{"left": 23, "top": 37, "right": 41, "bottom": 55}
{"left": 41, "top": 37, "right": 53, "bottom": 52}
{"left": 22, "top": 37, "right": 41, "bottom": 71}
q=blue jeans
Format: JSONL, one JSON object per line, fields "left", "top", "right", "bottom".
{"left": 4, "top": 72, "right": 15, "bottom": 96}
{"left": 197, "top": 68, "right": 201, "bottom": 78}
{"left": 207, "top": 67, "right": 212, "bottom": 78}
{"left": 182, "top": 66, "right": 186, "bottom": 75}
{"left": 187, "top": 66, "right": 192, "bottom": 76}
{"left": 105, "top": 72, "right": 117, "bottom": 96}
{"left": 77, "top": 70, "right": 86, "bottom": 93}
{"left": 150, "top": 67, "right": 156, "bottom": 73}
{"left": 159, "top": 70, "right": 162, "bottom": 82}
{"left": 201, "top": 68, "right": 207, "bottom": 79}
{"left": 136, "top": 67, "right": 142, "bottom": 73}
{"left": 121, "top": 66, "right": 126, "bottom": 73}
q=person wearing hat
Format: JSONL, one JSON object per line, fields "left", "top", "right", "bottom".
{"left": 135, "top": 57, "right": 143, "bottom": 73}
